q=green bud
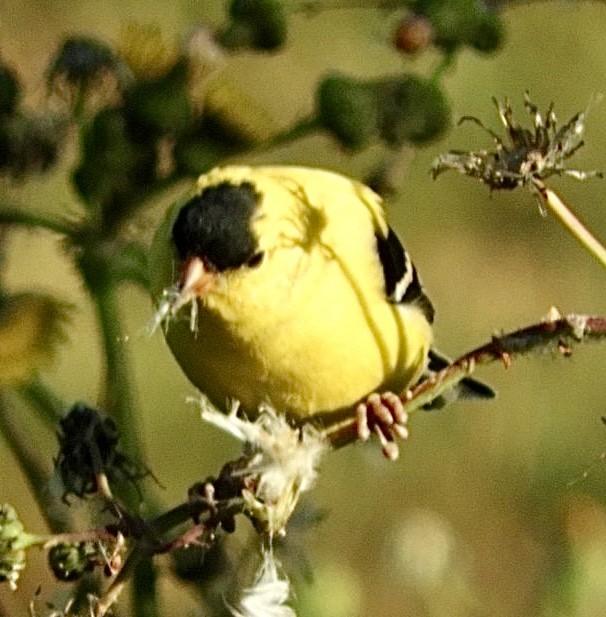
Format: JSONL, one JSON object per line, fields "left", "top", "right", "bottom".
{"left": 0, "top": 113, "right": 64, "bottom": 177}
{"left": 471, "top": 11, "right": 504, "bottom": 53}
{"left": 73, "top": 107, "right": 156, "bottom": 209}
{"left": 376, "top": 75, "right": 450, "bottom": 146}
{"left": 316, "top": 74, "right": 379, "bottom": 150}
{"left": 125, "top": 60, "right": 193, "bottom": 136}
{"left": 222, "top": 0, "right": 287, "bottom": 51}
{"left": 412, "top": 0, "right": 502, "bottom": 53}
{"left": 0, "top": 63, "right": 20, "bottom": 115}
{"left": 48, "top": 542, "right": 97, "bottom": 581}
{"left": 0, "top": 504, "right": 40, "bottom": 590}
{"left": 174, "top": 137, "right": 229, "bottom": 176}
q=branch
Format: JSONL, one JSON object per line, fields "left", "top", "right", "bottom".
{"left": 0, "top": 206, "right": 78, "bottom": 238}
{"left": 323, "top": 313, "right": 606, "bottom": 448}
{"left": 532, "top": 179, "right": 606, "bottom": 270}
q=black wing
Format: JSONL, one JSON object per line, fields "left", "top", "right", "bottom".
{"left": 375, "top": 228, "right": 495, "bottom": 409}
{"left": 375, "top": 227, "right": 435, "bottom": 323}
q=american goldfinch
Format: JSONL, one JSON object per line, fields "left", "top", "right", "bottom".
{"left": 150, "top": 165, "right": 491, "bottom": 458}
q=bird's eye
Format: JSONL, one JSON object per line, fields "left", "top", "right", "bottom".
{"left": 246, "top": 252, "right": 264, "bottom": 268}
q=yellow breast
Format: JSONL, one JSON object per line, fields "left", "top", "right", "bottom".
{"left": 151, "top": 166, "right": 433, "bottom": 422}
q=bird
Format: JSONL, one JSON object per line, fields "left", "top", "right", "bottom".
{"left": 149, "top": 165, "right": 492, "bottom": 459}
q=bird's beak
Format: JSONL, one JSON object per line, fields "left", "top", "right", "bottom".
{"left": 178, "top": 256, "right": 217, "bottom": 303}
{"left": 151, "top": 256, "right": 218, "bottom": 333}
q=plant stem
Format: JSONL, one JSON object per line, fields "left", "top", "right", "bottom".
{"left": 259, "top": 115, "right": 321, "bottom": 151}
{"left": 0, "top": 393, "right": 70, "bottom": 533}
{"left": 17, "top": 375, "right": 65, "bottom": 430}
{"left": 533, "top": 180, "right": 606, "bottom": 270}
{"left": 131, "top": 553, "right": 160, "bottom": 617}
{"left": 92, "top": 282, "right": 143, "bottom": 459}
{"left": 91, "top": 280, "right": 160, "bottom": 616}
{"left": 431, "top": 51, "right": 455, "bottom": 82}
{"left": 0, "top": 206, "right": 78, "bottom": 238}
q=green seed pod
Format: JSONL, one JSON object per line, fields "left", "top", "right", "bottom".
{"left": 222, "top": 0, "right": 287, "bottom": 51}
{"left": 125, "top": 60, "right": 193, "bottom": 137}
{"left": 316, "top": 74, "right": 379, "bottom": 150}
{"left": 471, "top": 10, "right": 504, "bottom": 53}
{"left": 73, "top": 107, "right": 156, "bottom": 209}
{"left": 412, "top": 0, "right": 502, "bottom": 53}
{"left": 376, "top": 75, "right": 450, "bottom": 146}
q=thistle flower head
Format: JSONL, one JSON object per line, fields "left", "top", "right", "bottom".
{"left": 432, "top": 93, "right": 602, "bottom": 190}
{"left": 55, "top": 404, "right": 145, "bottom": 499}
{"left": 46, "top": 36, "right": 127, "bottom": 110}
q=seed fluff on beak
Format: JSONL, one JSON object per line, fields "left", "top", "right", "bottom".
{"left": 150, "top": 180, "right": 261, "bottom": 333}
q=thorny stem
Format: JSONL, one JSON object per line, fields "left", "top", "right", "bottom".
{"left": 93, "top": 552, "right": 136, "bottom": 617}
{"left": 88, "top": 493, "right": 244, "bottom": 616}
{"left": 150, "top": 497, "right": 245, "bottom": 540}
{"left": 532, "top": 179, "right": 606, "bottom": 270}
{"left": 410, "top": 314, "right": 606, "bottom": 408}
{"left": 42, "top": 528, "right": 119, "bottom": 550}
{"left": 323, "top": 314, "right": 606, "bottom": 449}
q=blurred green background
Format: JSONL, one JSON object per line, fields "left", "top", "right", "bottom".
{"left": 2, "top": 1, "right": 606, "bottom": 615}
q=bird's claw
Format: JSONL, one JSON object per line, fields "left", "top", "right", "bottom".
{"left": 355, "top": 392, "right": 408, "bottom": 460}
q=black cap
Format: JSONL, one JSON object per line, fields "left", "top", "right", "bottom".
{"left": 172, "top": 181, "right": 261, "bottom": 271}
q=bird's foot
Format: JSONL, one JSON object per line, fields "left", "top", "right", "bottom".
{"left": 355, "top": 392, "right": 408, "bottom": 460}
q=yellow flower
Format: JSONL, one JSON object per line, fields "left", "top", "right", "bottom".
{"left": 202, "top": 78, "right": 277, "bottom": 144}
{"left": 0, "top": 293, "right": 70, "bottom": 386}
{"left": 117, "top": 23, "right": 180, "bottom": 81}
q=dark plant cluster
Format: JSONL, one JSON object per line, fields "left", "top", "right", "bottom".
{"left": 1, "top": 0, "right": 505, "bottom": 231}
{"left": 0, "top": 62, "right": 66, "bottom": 178}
